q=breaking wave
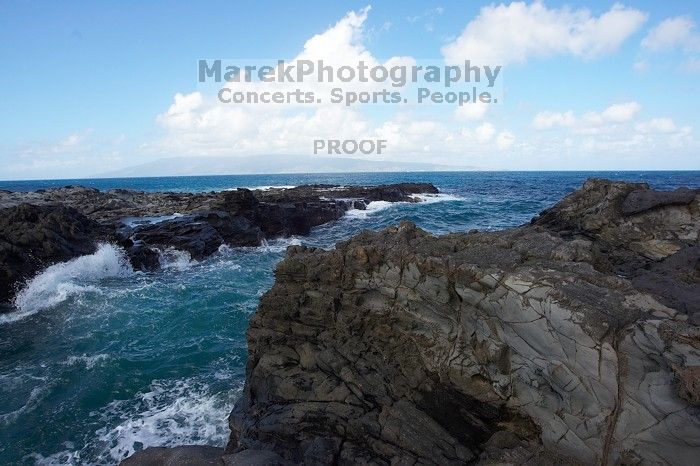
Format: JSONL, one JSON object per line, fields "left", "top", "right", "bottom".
{"left": 344, "top": 193, "right": 462, "bottom": 219}
{"left": 2, "top": 244, "right": 133, "bottom": 324}
{"left": 410, "top": 192, "right": 464, "bottom": 203}
{"left": 158, "top": 249, "right": 197, "bottom": 271}
{"left": 31, "top": 377, "right": 242, "bottom": 465}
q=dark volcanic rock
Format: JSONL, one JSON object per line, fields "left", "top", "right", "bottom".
{"left": 533, "top": 178, "right": 700, "bottom": 321}
{"left": 225, "top": 179, "right": 699, "bottom": 465}
{"left": 120, "top": 446, "right": 224, "bottom": 466}
{"left": 221, "top": 449, "right": 292, "bottom": 465}
{"left": 622, "top": 186, "right": 697, "bottom": 216}
{"left": 0, "top": 183, "right": 440, "bottom": 304}
{"left": 124, "top": 211, "right": 263, "bottom": 261}
{"left": 120, "top": 240, "right": 161, "bottom": 271}
{"left": 0, "top": 203, "right": 104, "bottom": 303}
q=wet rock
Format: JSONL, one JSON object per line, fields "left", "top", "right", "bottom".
{"left": 121, "top": 240, "right": 161, "bottom": 271}
{"left": 227, "top": 179, "right": 700, "bottom": 465}
{"left": 120, "top": 446, "right": 224, "bottom": 466}
{"left": 127, "top": 212, "right": 262, "bottom": 260}
{"left": 0, "top": 203, "right": 105, "bottom": 303}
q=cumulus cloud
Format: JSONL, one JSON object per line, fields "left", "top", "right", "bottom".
{"left": 642, "top": 16, "right": 700, "bottom": 52}
{"left": 635, "top": 118, "right": 679, "bottom": 133}
{"left": 532, "top": 102, "right": 641, "bottom": 130}
{"left": 532, "top": 111, "right": 576, "bottom": 129}
{"left": 152, "top": 6, "right": 513, "bottom": 161}
{"left": 454, "top": 102, "right": 490, "bottom": 121}
{"left": 527, "top": 102, "right": 694, "bottom": 160}
{"left": 442, "top": 1, "right": 647, "bottom": 65}
{"left": 148, "top": 5, "right": 692, "bottom": 170}
{"left": 474, "top": 122, "right": 496, "bottom": 143}
{"left": 586, "top": 101, "right": 642, "bottom": 124}
{"left": 496, "top": 131, "right": 516, "bottom": 150}
{"left": 154, "top": 7, "right": 384, "bottom": 155}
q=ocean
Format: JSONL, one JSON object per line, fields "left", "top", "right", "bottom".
{"left": 0, "top": 171, "right": 698, "bottom": 465}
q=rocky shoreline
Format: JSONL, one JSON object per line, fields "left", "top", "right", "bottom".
{"left": 0, "top": 183, "right": 438, "bottom": 306}
{"left": 130, "top": 179, "right": 698, "bottom": 465}
{"left": 3, "top": 179, "right": 699, "bottom": 465}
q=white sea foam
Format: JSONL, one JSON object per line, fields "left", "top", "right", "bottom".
{"left": 122, "top": 213, "right": 184, "bottom": 228}
{"left": 344, "top": 200, "right": 396, "bottom": 219}
{"left": 158, "top": 249, "right": 196, "bottom": 271}
{"left": 258, "top": 236, "right": 302, "bottom": 253}
{"left": 226, "top": 185, "right": 297, "bottom": 191}
{"left": 344, "top": 193, "right": 463, "bottom": 219}
{"left": 410, "top": 193, "right": 463, "bottom": 203}
{"left": 64, "top": 354, "right": 110, "bottom": 370}
{"left": 2, "top": 244, "right": 133, "bottom": 324}
{"left": 32, "top": 377, "right": 240, "bottom": 464}
{"left": 29, "top": 449, "right": 80, "bottom": 466}
{"left": 92, "top": 378, "right": 240, "bottom": 464}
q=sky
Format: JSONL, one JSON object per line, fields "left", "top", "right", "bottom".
{"left": 1, "top": 0, "right": 699, "bottom": 179}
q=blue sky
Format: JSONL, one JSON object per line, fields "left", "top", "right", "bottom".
{"left": 1, "top": 0, "right": 699, "bottom": 179}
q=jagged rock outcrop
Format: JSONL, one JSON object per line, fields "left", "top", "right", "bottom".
{"left": 0, "top": 183, "right": 438, "bottom": 305}
{"left": 226, "top": 179, "right": 699, "bottom": 465}
{"left": 0, "top": 203, "right": 107, "bottom": 304}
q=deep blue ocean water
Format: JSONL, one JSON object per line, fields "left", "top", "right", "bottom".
{"left": 0, "top": 171, "right": 698, "bottom": 465}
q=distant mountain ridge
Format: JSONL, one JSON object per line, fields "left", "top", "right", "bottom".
{"left": 96, "top": 155, "right": 474, "bottom": 177}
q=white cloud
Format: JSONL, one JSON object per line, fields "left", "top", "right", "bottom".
{"left": 532, "top": 102, "right": 641, "bottom": 130}
{"left": 635, "top": 118, "right": 678, "bottom": 133}
{"left": 526, "top": 103, "right": 695, "bottom": 162}
{"left": 406, "top": 7, "right": 444, "bottom": 32}
{"left": 642, "top": 16, "right": 700, "bottom": 52}
{"left": 157, "top": 92, "right": 204, "bottom": 129}
{"left": 454, "top": 101, "right": 489, "bottom": 121}
{"left": 532, "top": 111, "right": 576, "bottom": 129}
{"left": 442, "top": 2, "right": 647, "bottom": 65}
{"left": 146, "top": 6, "right": 694, "bottom": 171}
{"left": 60, "top": 133, "right": 83, "bottom": 147}
{"left": 474, "top": 122, "right": 496, "bottom": 142}
{"left": 155, "top": 7, "right": 386, "bottom": 155}
{"left": 153, "top": 7, "right": 514, "bottom": 162}
{"left": 597, "top": 101, "right": 642, "bottom": 123}
{"left": 496, "top": 131, "right": 516, "bottom": 150}
{"left": 15, "top": 130, "right": 95, "bottom": 156}
{"left": 2, "top": 130, "right": 129, "bottom": 180}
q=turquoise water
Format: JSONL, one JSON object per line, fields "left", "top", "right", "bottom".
{"left": 0, "top": 172, "right": 698, "bottom": 465}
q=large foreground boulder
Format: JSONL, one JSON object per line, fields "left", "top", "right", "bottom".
{"left": 227, "top": 179, "right": 699, "bottom": 465}
{"left": 0, "top": 203, "right": 104, "bottom": 304}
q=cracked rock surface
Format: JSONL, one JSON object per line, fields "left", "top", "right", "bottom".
{"left": 224, "top": 179, "right": 699, "bottom": 465}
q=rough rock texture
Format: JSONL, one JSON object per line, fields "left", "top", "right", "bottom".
{"left": 0, "top": 203, "right": 106, "bottom": 304}
{"left": 119, "top": 446, "right": 293, "bottom": 466}
{"left": 120, "top": 446, "right": 224, "bottom": 466}
{"left": 227, "top": 179, "right": 700, "bottom": 465}
{"left": 0, "top": 183, "right": 437, "bottom": 304}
